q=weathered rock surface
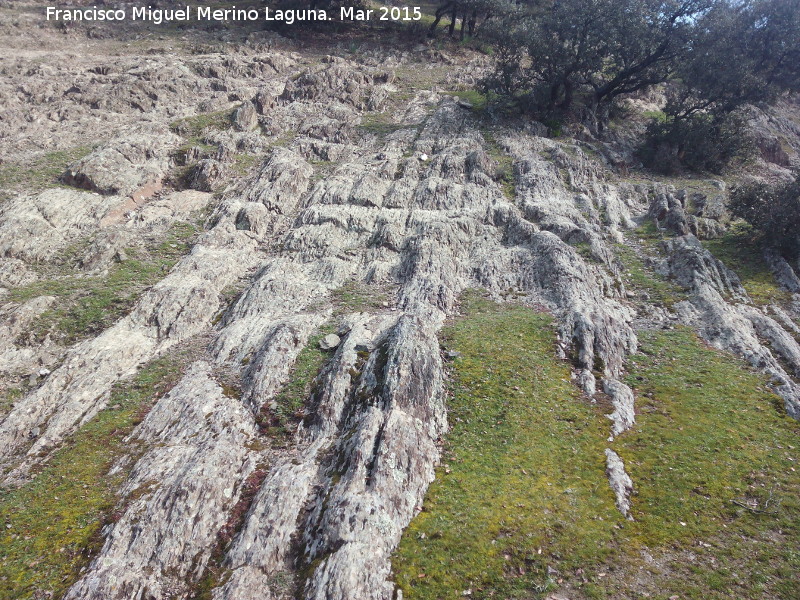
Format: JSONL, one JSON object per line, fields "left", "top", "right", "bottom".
{"left": 663, "top": 235, "right": 800, "bottom": 418}
{"left": 0, "top": 188, "right": 126, "bottom": 262}
{"left": 1, "top": 13, "right": 799, "bottom": 600}
{"left": 63, "top": 128, "right": 180, "bottom": 198}
{"left": 605, "top": 448, "right": 634, "bottom": 519}
{"left": 64, "top": 362, "right": 260, "bottom": 600}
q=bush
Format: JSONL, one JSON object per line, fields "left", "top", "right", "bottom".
{"left": 729, "top": 174, "right": 800, "bottom": 258}
{"left": 639, "top": 111, "right": 754, "bottom": 174}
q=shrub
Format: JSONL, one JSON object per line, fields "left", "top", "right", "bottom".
{"left": 729, "top": 174, "right": 800, "bottom": 258}
{"left": 639, "top": 111, "right": 754, "bottom": 174}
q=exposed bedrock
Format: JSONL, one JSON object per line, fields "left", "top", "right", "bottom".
{"left": 63, "top": 362, "right": 261, "bottom": 600}
{"left": 0, "top": 48, "right": 664, "bottom": 596}
{"left": 663, "top": 235, "right": 800, "bottom": 418}
{"left": 62, "top": 127, "right": 180, "bottom": 198}
{"left": 50, "top": 99, "right": 653, "bottom": 600}
{"left": 0, "top": 148, "right": 313, "bottom": 483}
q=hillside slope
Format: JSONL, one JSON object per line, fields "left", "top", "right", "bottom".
{"left": 0, "top": 3, "right": 798, "bottom": 599}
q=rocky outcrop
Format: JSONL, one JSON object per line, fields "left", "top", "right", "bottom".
{"left": 62, "top": 128, "right": 179, "bottom": 198}
{"left": 2, "top": 19, "right": 798, "bottom": 600}
{"left": 663, "top": 235, "right": 800, "bottom": 418}
{"left": 0, "top": 188, "right": 125, "bottom": 262}
{"left": 0, "top": 149, "right": 311, "bottom": 483}
{"left": 64, "top": 363, "right": 261, "bottom": 600}
{"left": 605, "top": 448, "right": 634, "bottom": 519}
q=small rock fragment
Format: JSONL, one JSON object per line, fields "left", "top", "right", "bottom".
{"left": 319, "top": 334, "right": 341, "bottom": 351}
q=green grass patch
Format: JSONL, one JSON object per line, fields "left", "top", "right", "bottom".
{"left": 330, "top": 280, "right": 389, "bottom": 314}
{"left": 443, "top": 89, "right": 489, "bottom": 111}
{"left": 610, "top": 327, "right": 800, "bottom": 598}
{"left": 260, "top": 280, "right": 390, "bottom": 439}
{"left": 393, "top": 292, "right": 799, "bottom": 599}
{"left": 615, "top": 241, "right": 687, "bottom": 308}
{"left": 0, "top": 146, "right": 94, "bottom": 201}
{"left": 702, "top": 222, "right": 792, "bottom": 306}
{"left": 259, "top": 324, "right": 336, "bottom": 438}
{"left": 482, "top": 129, "right": 515, "bottom": 200}
{"left": 8, "top": 222, "right": 198, "bottom": 344}
{"left": 170, "top": 108, "right": 235, "bottom": 141}
{"left": 0, "top": 387, "right": 25, "bottom": 420}
{"left": 393, "top": 291, "right": 620, "bottom": 598}
{"left": 0, "top": 352, "right": 190, "bottom": 600}
{"left": 357, "top": 112, "right": 411, "bottom": 138}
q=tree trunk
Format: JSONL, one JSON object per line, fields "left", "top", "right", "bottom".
{"left": 468, "top": 10, "right": 477, "bottom": 36}
{"left": 429, "top": 2, "right": 453, "bottom": 37}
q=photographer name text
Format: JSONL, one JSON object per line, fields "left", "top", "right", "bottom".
{"left": 45, "top": 5, "right": 423, "bottom": 25}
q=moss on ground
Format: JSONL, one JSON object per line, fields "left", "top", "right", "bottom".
{"left": 8, "top": 222, "right": 198, "bottom": 344}
{"left": 481, "top": 129, "right": 515, "bottom": 200}
{"left": 615, "top": 241, "right": 687, "bottom": 308}
{"left": 393, "top": 291, "right": 619, "bottom": 598}
{"left": 263, "top": 324, "right": 336, "bottom": 438}
{"left": 702, "top": 222, "right": 792, "bottom": 306}
{"left": 393, "top": 292, "right": 799, "bottom": 599}
{"left": 0, "top": 146, "right": 94, "bottom": 201}
{"left": 0, "top": 352, "right": 190, "bottom": 600}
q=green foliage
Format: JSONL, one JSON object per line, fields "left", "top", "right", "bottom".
{"left": 483, "top": 0, "right": 798, "bottom": 143}
{"left": 640, "top": 110, "right": 754, "bottom": 174}
{"left": 484, "top": 0, "right": 711, "bottom": 124}
{"left": 394, "top": 292, "right": 800, "bottom": 599}
{"left": 728, "top": 175, "right": 800, "bottom": 260}
{"left": 638, "top": 0, "right": 799, "bottom": 172}
{"left": 9, "top": 222, "right": 198, "bottom": 344}
{"left": 0, "top": 353, "right": 189, "bottom": 600}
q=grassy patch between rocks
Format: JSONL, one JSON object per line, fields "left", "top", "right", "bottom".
{"left": 482, "top": 129, "right": 515, "bottom": 200}
{"left": 260, "top": 324, "right": 336, "bottom": 439}
{"left": 393, "top": 291, "right": 619, "bottom": 598}
{"left": 170, "top": 108, "right": 235, "bottom": 142}
{"left": 331, "top": 280, "right": 390, "bottom": 314}
{"left": 615, "top": 241, "right": 687, "bottom": 308}
{"left": 8, "top": 222, "right": 198, "bottom": 344}
{"left": 702, "top": 222, "right": 792, "bottom": 306}
{"left": 357, "top": 112, "right": 411, "bottom": 137}
{"left": 0, "top": 146, "right": 94, "bottom": 201}
{"left": 393, "top": 292, "right": 799, "bottom": 599}
{"left": 0, "top": 352, "right": 190, "bottom": 600}
{"left": 612, "top": 327, "right": 800, "bottom": 599}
